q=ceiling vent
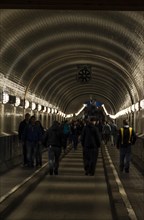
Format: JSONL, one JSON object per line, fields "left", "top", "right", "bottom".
{"left": 77, "top": 65, "right": 91, "bottom": 83}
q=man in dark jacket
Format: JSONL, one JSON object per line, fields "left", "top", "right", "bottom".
{"left": 18, "top": 113, "right": 30, "bottom": 166}
{"left": 81, "top": 117, "right": 101, "bottom": 176}
{"left": 45, "top": 121, "right": 63, "bottom": 175}
{"left": 117, "top": 119, "right": 137, "bottom": 173}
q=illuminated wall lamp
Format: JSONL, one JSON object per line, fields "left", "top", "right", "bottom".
{"left": 2, "top": 91, "right": 9, "bottom": 104}
{"left": 15, "top": 97, "right": 21, "bottom": 107}
{"left": 31, "top": 102, "right": 36, "bottom": 110}
{"left": 51, "top": 108, "right": 54, "bottom": 114}
{"left": 25, "top": 100, "right": 29, "bottom": 109}
{"left": 140, "top": 99, "right": 144, "bottom": 109}
{"left": 47, "top": 107, "right": 51, "bottom": 113}
{"left": 38, "top": 104, "right": 42, "bottom": 111}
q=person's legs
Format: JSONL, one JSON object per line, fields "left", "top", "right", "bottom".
{"left": 73, "top": 135, "right": 78, "bottom": 150}
{"left": 113, "top": 134, "right": 117, "bottom": 146}
{"left": 48, "top": 147, "right": 55, "bottom": 175}
{"left": 89, "top": 148, "right": 99, "bottom": 175}
{"left": 27, "top": 141, "right": 34, "bottom": 167}
{"left": 111, "top": 135, "right": 114, "bottom": 146}
{"left": 22, "top": 141, "right": 28, "bottom": 165}
{"left": 53, "top": 147, "right": 61, "bottom": 175}
{"left": 38, "top": 144, "right": 42, "bottom": 166}
{"left": 36, "top": 144, "right": 42, "bottom": 166}
{"left": 125, "top": 146, "right": 131, "bottom": 173}
{"left": 83, "top": 147, "right": 89, "bottom": 175}
{"left": 120, "top": 148, "right": 126, "bottom": 172}
{"left": 63, "top": 134, "right": 68, "bottom": 153}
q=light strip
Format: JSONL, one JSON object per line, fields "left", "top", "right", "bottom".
{"left": 66, "top": 104, "right": 87, "bottom": 118}
{"left": 102, "top": 99, "right": 144, "bottom": 119}
{"left": 66, "top": 114, "right": 73, "bottom": 118}
{"left": 75, "top": 104, "right": 87, "bottom": 116}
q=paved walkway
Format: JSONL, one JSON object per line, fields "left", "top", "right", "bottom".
{"left": 4, "top": 146, "right": 112, "bottom": 220}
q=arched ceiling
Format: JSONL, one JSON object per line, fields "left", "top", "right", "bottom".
{"left": 0, "top": 10, "right": 144, "bottom": 114}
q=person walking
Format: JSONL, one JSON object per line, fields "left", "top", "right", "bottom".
{"left": 35, "top": 120, "right": 45, "bottom": 167}
{"left": 117, "top": 119, "right": 137, "bottom": 173}
{"left": 45, "top": 121, "right": 63, "bottom": 175}
{"left": 102, "top": 121, "right": 111, "bottom": 144}
{"left": 81, "top": 117, "right": 101, "bottom": 176}
{"left": 62, "top": 120, "right": 71, "bottom": 153}
{"left": 22, "top": 115, "right": 42, "bottom": 168}
{"left": 18, "top": 113, "right": 30, "bottom": 167}
{"left": 110, "top": 120, "right": 118, "bottom": 147}
{"left": 70, "top": 120, "right": 79, "bottom": 151}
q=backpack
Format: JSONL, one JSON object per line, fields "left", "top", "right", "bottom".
{"left": 63, "top": 124, "right": 70, "bottom": 135}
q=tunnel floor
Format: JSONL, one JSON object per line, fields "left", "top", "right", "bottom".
{"left": 1, "top": 143, "right": 144, "bottom": 220}
{"left": 3, "top": 146, "right": 113, "bottom": 220}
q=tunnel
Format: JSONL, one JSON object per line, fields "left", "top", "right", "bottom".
{"left": 0, "top": 2, "right": 144, "bottom": 220}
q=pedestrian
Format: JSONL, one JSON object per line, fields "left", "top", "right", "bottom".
{"left": 18, "top": 113, "right": 30, "bottom": 167}
{"left": 117, "top": 119, "right": 137, "bottom": 173}
{"left": 70, "top": 120, "right": 79, "bottom": 151}
{"left": 22, "top": 115, "right": 42, "bottom": 168}
{"left": 45, "top": 121, "right": 63, "bottom": 175}
{"left": 102, "top": 121, "right": 111, "bottom": 144}
{"left": 61, "top": 120, "right": 70, "bottom": 153}
{"left": 110, "top": 120, "right": 118, "bottom": 146}
{"left": 95, "top": 119, "right": 103, "bottom": 141}
{"left": 81, "top": 117, "right": 101, "bottom": 176}
{"left": 35, "top": 120, "right": 45, "bottom": 167}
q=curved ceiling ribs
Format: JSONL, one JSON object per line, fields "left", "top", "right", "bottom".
{"left": 0, "top": 10, "right": 143, "bottom": 114}
{"left": 49, "top": 77, "right": 130, "bottom": 112}
{"left": 27, "top": 54, "right": 138, "bottom": 112}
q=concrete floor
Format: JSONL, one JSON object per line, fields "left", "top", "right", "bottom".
{"left": 5, "top": 147, "right": 113, "bottom": 220}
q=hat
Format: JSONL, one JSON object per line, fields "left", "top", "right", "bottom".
{"left": 123, "top": 119, "right": 129, "bottom": 125}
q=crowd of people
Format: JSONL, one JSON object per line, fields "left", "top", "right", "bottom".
{"left": 18, "top": 114, "right": 137, "bottom": 176}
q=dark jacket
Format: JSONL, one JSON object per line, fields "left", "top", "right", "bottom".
{"left": 117, "top": 125, "right": 137, "bottom": 148}
{"left": 45, "top": 123, "right": 63, "bottom": 148}
{"left": 81, "top": 123, "right": 101, "bottom": 149}
{"left": 22, "top": 124, "right": 42, "bottom": 142}
{"left": 18, "top": 119, "right": 29, "bottom": 141}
